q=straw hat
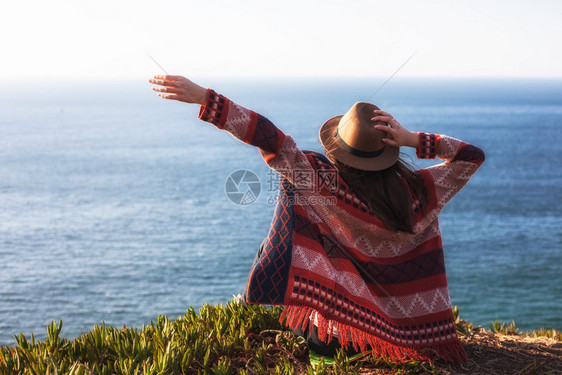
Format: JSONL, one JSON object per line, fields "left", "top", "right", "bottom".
{"left": 319, "top": 102, "right": 400, "bottom": 171}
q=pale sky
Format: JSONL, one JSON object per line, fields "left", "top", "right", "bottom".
{"left": 1, "top": 0, "right": 561, "bottom": 82}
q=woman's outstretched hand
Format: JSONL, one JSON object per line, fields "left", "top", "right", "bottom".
{"left": 371, "top": 110, "right": 420, "bottom": 148}
{"left": 148, "top": 75, "right": 208, "bottom": 105}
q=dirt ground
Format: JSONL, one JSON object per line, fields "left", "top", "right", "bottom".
{"left": 356, "top": 329, "right": 562, "bottom": 374}
{"left": 243, "top": 327, "right": 561, "bottom": 374}
{"left": 452, "top": 330, "right": 561, "bottom": 375}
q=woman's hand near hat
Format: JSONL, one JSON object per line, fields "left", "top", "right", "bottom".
{"left": 148, "top": 75, "right": 208, "bottom": 105}
{"left": 372, "top": 110, "right": 420, "bottom": 148}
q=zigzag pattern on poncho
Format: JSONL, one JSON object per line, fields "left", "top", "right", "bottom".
{"left": 198, "top": 89, "right": 485, "bottom": 363}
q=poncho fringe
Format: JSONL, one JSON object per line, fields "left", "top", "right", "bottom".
{"left": 281, "top": 304, "right": 468, "bottom": 363}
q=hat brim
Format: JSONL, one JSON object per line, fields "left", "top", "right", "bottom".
{"left": 319, "top": 115, "right": 400, "bottom": 171}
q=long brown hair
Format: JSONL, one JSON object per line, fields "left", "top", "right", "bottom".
{"left": 330, "top": 156, "right": 428, "bottom": 234}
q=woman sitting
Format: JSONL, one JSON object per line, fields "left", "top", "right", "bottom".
{"left": 149, "top": 74, "right": 485, "bottom": 364}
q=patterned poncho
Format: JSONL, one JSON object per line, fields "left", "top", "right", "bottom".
{"left": 198, "top": 89, "right": 485, "bottom": 363}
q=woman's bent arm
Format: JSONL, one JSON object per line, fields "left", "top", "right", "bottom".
{"left": 371, "top": 109, "right": 485, "bottom": 208}
{"left": 417, "top": 133, "right": 485, "bottom": 209}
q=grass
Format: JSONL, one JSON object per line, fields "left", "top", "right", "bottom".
{"left": 0, "top": 302, "right": 559, "bottom": 374}
{"left": 490, "top": 320, "right": 560, "bottom": 340}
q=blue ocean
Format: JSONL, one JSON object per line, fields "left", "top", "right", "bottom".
{"left": 0, "top": 78, "right": 560, "bottom": 345}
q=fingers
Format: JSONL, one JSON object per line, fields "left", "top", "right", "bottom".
{"left": 381, "top": 138, "right": 399, "bottom": 147}
{"left": 373, "top": 109, "right": 393, "bottom": 118}
{"left": 152, "top": 86, "right": 182, "bottom": 94}
{"left": 154, "top": 74, "right": 184, "bottom": 80}
{"left": 373, "top": 123, "right": 392, "bottom": 133}
{"left": 372, "top": 115, "right": 401, "bottom": 132}
{"left": 149, "top": 75, "right": 185, "bottom": 101}
{"left": 156, "top": 93, "right": 181, "bottom": 101}
{"left": 372, "top": 115, "right": 400, "bottom": 140}
{"left": 371, "top": 109, "right": 410, "bottom": 147}
{"left": 151, "top": 74, "right": 186, "bottom": 85}
{"left": 149, "top": 78, "right": 178, "bottom": 87}
{"left": 371, "top": 115, "right": 395, "bottom": 124}
{"left": 149, "top": 74, "right": 184, "bottom": 87}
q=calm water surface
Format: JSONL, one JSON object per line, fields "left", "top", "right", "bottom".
{"left": 0, "top": 78, "right": 560, "bottom": 345}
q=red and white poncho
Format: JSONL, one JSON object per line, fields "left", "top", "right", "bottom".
{"left": 198, "top": 89, "right": 485, "bottom": 363}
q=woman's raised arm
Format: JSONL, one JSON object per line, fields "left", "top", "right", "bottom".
{"left": 149, "top": 75, "right": 316, "bottom": 190}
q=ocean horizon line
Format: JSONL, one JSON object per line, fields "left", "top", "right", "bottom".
{"left": 3, "top": 75, "right": 562, "bottom": 86}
